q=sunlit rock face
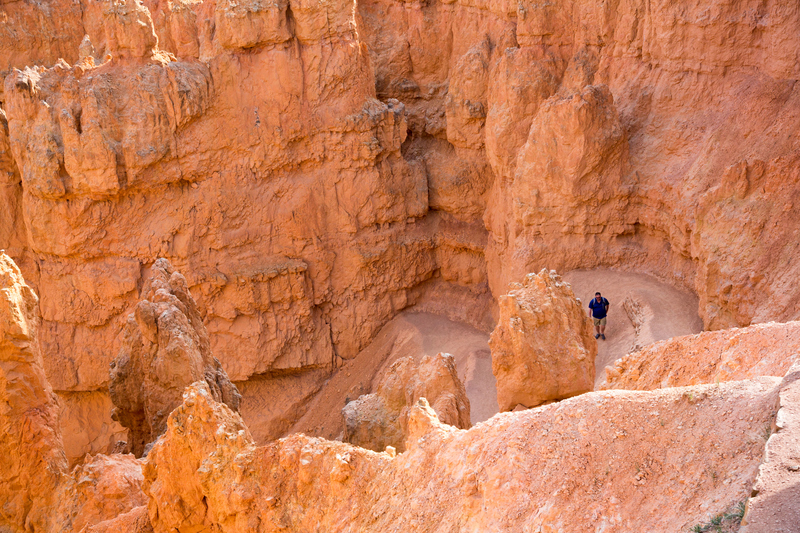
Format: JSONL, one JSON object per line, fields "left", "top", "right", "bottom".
{"left": 1, "top": 0, "right": 800, "bottom": 530}
{"left": 109, "top": 258, "right": 241, "bottom": 457}
{"left": 490, "top": 269, "right": 596, "bottom": 411}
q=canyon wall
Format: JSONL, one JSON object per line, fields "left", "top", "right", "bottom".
{"left": 2, "top": 0, "right": 800, "bottom": 448}
{"left": 361, "top": 0, "right": 800, "bottom": 331}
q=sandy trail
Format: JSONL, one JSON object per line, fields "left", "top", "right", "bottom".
{"left": 563, "top": 269, "right": 704, "bottom": 387}
{"left": 273, "top": 269, "right": 703, "bottom": 443}
{"left": 286, "top": 311, "right": 495, "bottom": 443}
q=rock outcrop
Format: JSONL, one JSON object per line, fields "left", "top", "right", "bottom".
{"left": 0, "top": 253, "right": 146, "bottom": 533}
{"left": 342, "top": 352, "right": 470, "bottom": 452}
{"left": 604, "top": 321, "right": 800, "bottom": 391}
{"left": 490, "top": 269, "right": 596, "bottom": 411}
{"left": 3, "top": 0, "right": 800, "bottom": 469}
{"left": 109, "top": 258, "right": 241, "bottom": 456}
{"left": 144, "top": 376, "right": 781, "bottom": 532}
{"left": 52, "top": 454, "right": 146, "bottom": 533}
{"left": 0, "top": 253, "right": 67, "bottom": 531}
{"left": 740, "top": 361, "right": 800, "bottom": 532}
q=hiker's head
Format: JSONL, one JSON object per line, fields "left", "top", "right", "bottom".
{"left": 595, "top": 292, "right": 602, "bottom": 300}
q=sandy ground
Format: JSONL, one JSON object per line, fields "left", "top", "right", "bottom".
{"left": 563, "top": 269, "right": 704, "bottom": 386}
{"left": 388, "top": 313, "right": 497, "bottom": 423}
{"left": 258, "top": 269, "right": 703, "bottom": 443}
{"left": 285, "top": 311, "right": 494, "bottom": 442}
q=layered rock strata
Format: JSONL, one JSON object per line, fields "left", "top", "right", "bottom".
{"left": 3, "top": 0, "right": 800, "bottom": 461}
{"left": 361, "top": 0, "right": 800, "bottom": 333}
{"left": 342, "top": 352, "right": 470, "bottom": 452}
{"left": 109, "top": 258, "right": 241, "bottom": 456}
{"left": 490, "top": 269, "right": 596, "bottom": 411}
{"left": 0, "top": 0, "right": 494, "bottom": 446}
{"left": 1, "top": 0, "right": 800, "bottom": 528}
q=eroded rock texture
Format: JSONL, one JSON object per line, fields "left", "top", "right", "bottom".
{"left": 2, "top": 0, "right": 800, "bottom": 458}
{"left": 52, "top": 453, "right": 146, "bottom": 533}
{"left": 740, "top": 361, "right": 800, "bottom": 532}
{"left": 362, "top": 0, "right": 800, "bottom": 332}
{"left": 342, "top": 352, "right": 470, "bottom": 452}
{"left": 490, "top": 269, "right": 596, "bottom": 411}
{"left": 0, "top": 253, "right": 146, "bottom": 533}
{"left": 0, "top": 252, "right": 67, "bottom": 531}
{"left": 2, "top": 0, "right": 800, "bottom": 528}
{"left": 0, "top": 0, "right": 434, "bottom": 402}
{"left": 144, "top": 377, "right": 780, "bottom": 532}
{"left": 604, "top": 321, "right": 800, "bottom": 391}
{"left": 109, "top": 258, "right": 241, "bottom": 456}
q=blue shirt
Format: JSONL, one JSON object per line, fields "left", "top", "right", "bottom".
{"left": 589, "top": 297, "right": 609, "bottom": 319}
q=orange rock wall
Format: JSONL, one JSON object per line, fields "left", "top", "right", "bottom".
{"left": 2, "top": 0, "right": 800, "bottom": 436}
{"left": 363, "top": 0, "right": 800, "bottom": 332}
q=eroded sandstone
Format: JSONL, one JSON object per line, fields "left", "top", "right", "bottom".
{"left": 144, "top": 376, "right": 781, "bottom": 532}
{"left": 490, "top": 269, "right": 596, "bottom": 411}
{"left": 342, "top": 352, "right": 470, "bottom": 452}
{"left": 604, "top": 321, "right": 800, "bottom": 391}
{"left": 0, "top": 253, "right": 146, "bottom": 533}
{"left": 109, "top": 258, "right": 241, "bottom": 456}
{"left": 0, "top": 252, "right": 67, "bottom": 531}
{"left": 1, "top": 0, "right": 800, "bottom": 529}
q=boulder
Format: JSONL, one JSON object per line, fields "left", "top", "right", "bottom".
{"left": 490, "top": 269, "right": 596, "bottom": 411}
{"left": 343, "top": 352, "right": 470, "bottom": 452}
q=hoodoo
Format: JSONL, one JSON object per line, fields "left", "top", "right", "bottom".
{"left": 1, "top": 0, "right": 800, "bottom": 529}
{"left": 109, "top": 258, "right": 241, "bottom": 457}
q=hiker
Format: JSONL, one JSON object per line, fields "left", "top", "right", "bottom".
{"left": 588, "top": 292, "right": 609, "bottom": 340}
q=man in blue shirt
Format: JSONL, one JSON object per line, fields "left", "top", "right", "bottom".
{"left": 588, "top": 292, "right": 610, "bottom": 340}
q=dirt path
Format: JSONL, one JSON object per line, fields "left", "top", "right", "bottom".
{"left": 286, "top": 311, "right": 495, "bottom": 442}
{"left": 563, "top": 269, "right": 704, "bottom": 387}
{"left": 275, "top": 270, "right": 702, "bottom": 443}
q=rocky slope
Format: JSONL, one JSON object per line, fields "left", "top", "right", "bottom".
{"left": 1, "top": 0, "right": 800, "bottom": 447}
{"left": 604, "top": 321, "right": 800, "bottom": 391}
{"left": 146, "top": 377, "right": 780, "bottom": 532}
{"left": 0, "top": 253, "right": 66, "bottom": 530}
{"left": 2, "top": 0, "right": 800, "bottom": 529}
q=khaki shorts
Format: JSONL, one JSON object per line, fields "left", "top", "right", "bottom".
{"left": 593, "top": 317, "right": 607, "bottom": 326}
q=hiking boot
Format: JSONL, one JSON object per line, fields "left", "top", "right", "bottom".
{"left": 594, "top": 334, "right": 600, "bottom": 339}
{"left": 601, "top": 334, "right": 606, "bottom": 340}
